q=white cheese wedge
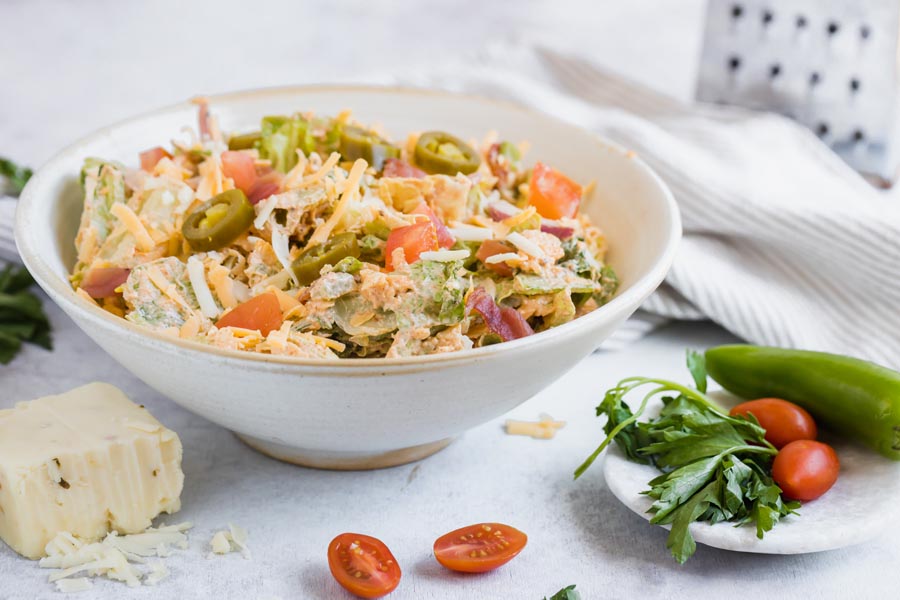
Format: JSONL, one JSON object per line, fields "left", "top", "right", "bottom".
{"left": 0, "top": 383, "right": 185, "bottom": 559}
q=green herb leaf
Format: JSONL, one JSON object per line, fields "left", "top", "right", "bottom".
{"left": 686, "top": 349, "right": 707, "bottom": 393}
{"left": 0, "top": 263, "right": 53, "bottom": 364}
{"left": 543, "top": 585, "right": 580, "bottom": 600}
{"left": 0, "top": 157, "right": 33, "bottom": 197}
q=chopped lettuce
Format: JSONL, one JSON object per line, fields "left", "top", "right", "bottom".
{"left": 259, "top": 115, "right": 314, "bottom": 173}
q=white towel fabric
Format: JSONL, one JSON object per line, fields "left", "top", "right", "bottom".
{"left": 3, "top": 43, "right": 899, "bottom": 366}
{"left": 0, "top": 197, "right": 17, "bottom": 262}
{"left": 395, "top": 43, "right": 900, "bottom": 367}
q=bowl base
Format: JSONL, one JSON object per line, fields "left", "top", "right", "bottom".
{"left": 236, "top": 434, "right": 455, "bottom": 470}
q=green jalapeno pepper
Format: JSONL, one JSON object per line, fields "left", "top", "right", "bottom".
{"left": 227, "top": 131, "right": 261, "bottom": 151}
{"left": 182, "top": 189, "right": 255, "bottom": 252}
{"left": 414, "top": 131, "right": 481, "bottom": 175}
{"left": 339, "top": 125, "right": 400, "bottom": 170}
{"left": 291, "top": 232, "right": 360, "bottom": 286}
{"left": 705, "top": 345, "right": 900, "bottom": 460}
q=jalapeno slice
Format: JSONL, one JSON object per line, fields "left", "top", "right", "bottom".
{"left": 414, "top": 131, "right": 481, "bottom": 175}
{"left": 227, "top": 131, "right": 261, "bottom": 151}
{"left": 182, "top": 189, "right": 255, "bottom": 252}
{"left": 339, "top": 125, "right": 400, "bottom": 170}
{"left": 291, "top": 232, "right": 361, "bottom": 286}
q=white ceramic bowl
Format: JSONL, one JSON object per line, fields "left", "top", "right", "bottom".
{"left": 16, "top": 86, "right": 680, "bottom": 470}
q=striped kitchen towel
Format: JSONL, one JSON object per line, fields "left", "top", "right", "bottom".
{"left": 398, "top": 43, "right": 900, "bottom": 367}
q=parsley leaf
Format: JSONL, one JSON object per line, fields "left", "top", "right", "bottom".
{"left": 576, "top": 350, "right": 799, "bottom": 563}
{"left": 543, "top": 585, "right": 580, "bottom": 600}
{"left": 0, "top": 264, "right": 53, "bottom": 364}
{"left": 0, "top": 157, "right": 33, "bottom": 197}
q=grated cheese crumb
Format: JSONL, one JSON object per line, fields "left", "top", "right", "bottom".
{"left": 505, "top": 414, "right": 566, "bottom": 440}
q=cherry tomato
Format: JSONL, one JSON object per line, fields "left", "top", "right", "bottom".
{"left": 433, "top": 523, "right": 527, "bottom": 573}
{"left": 215, "top": 292, "right": 283, "bottom": 336}
{"left": 772, "top": 440, "right": 840, "bottom": 501}
{"left": 411, "top": 201, "right": 455, "bottom": 248}
{"left": 384, "top": 220, "right": 438, "bottom": 271}
{"left": 327, "top": 533, "right": 401, "bottom": 599}
{"left": 139, "top": 146, "right": 171, "bottom": 172}
{"left": 221, "top": 150, "right": 258, "bottom": 195}
{"left": 528, "top": 162, "right": 583, "bottom": 219}
{"left": 475, "top": 240, "right": 516, "bottom": 277}
{"left": 730, "top": 398, "right": 817, "bottom": 449}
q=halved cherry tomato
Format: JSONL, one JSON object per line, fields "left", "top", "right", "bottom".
{"left": 328, "top": 533, "right": 401, "bottom": 599}
{"left": 411, "top": 201, "right": 454, "bottom": 248}
{"left": 139, "top": 146, "right": 171, "bottom": 172}
{"left": 221, "top": 150, "right": 258, "bottom": 195}
{"left": 384, "top": 220, "right": 438, "bottom": 271}
{"left": 528, "top": 162, "right": 583, "bottom": 219}
{"left": 215, "top": 292, "right": 283, "bottom": 336}
{"left": 772, "top": 440, "right": 840, "bottom": 501}
{"left": 433, "top": 523, "right": 527, "bottom": 573}
{"left": 730, "top": 398, "right": 817, "bottom": 449}
{"left": 475, "top": 240, "right": 516, "bottom": 277}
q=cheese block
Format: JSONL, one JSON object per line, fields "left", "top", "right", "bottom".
{"left": 0, "top": 382, "right": 184, "bottom": 559}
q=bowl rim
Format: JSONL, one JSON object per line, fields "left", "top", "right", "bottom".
{"left": 15, "top": 83, "right": 681, "bottom": 369}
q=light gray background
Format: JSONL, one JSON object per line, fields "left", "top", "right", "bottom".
{"left": 2, "top": 1, "right": 897, "bottom": 599}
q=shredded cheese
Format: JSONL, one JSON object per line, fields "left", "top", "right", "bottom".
{"left": 253, "top": 195, "right": 279, "bottom": 230}
{"left": 448, "top": 224, "right": 494, "bottom": 242}
{"left": 306, "top": 158, "right": 366, "bottom": 247}
{"left": 146, "top": 266, "right": 193, "bottom": 313}
{"left": 179, "top": 314, "right": 201, "bottom": 339}
{"left": 310, "top": 335, "right": 346, "bottom": 352}
{"left": 265, "top": 285, "right": 301, "bottom": 312}
{"left": 187, "top": 256, "right": 220, "bottom": 319}
{"left": 418, "top": 249, "right": 471, "bottom": 262}
{"left": 506, "top": 231, "right": 545, "bottom": 258}
{"left": 271, "top": 229, "right": 298, "bottom": 286}
{"left": 208, "top": 524, "right": 251, "bottom": 559}
{"left": 505, "top": 414, "right": 567, "bottom": 440}
{"left": 56, "top": 578, "right": 93, "bottom": 593}
{"left": 282, "top": 151, "right": 309, "bottom": 189}
{"left": 297, "top": 152, "right": 340, "bottom": 188}
{"left": 110, "top": 203, "right": 155, "bottom": 252}
{"left": 484, "top": 252, "right": 521, "bottom": 265}
{"left": 208, "top": 265, "right": 239, "bottom": 309}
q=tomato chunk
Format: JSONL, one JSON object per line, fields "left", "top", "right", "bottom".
{"left": 411, "top": 201, "right": 454, "bottom": 249}
{"left": 433, "top": 523, "right": 527, "bottom": 573}
{"left": 475, "top": 240, "right": 516, "bottom": 277}
{"left": 221, "top": 150, "right": 258, "bottom": 195}
{"left": 730, "top": 398, "right": 817, "bottom": 449}
{"left": 328, "top": 533, "right": 401, "bottom": 599}
{"left": 772, "top": 440, "right": 839, "bottom": 501}
{"left": 215, "top": 292, "right": 283, "bottom": 336}
{"left": 528, "top": 162, "right": 583, "bottom": 219}
{"left": 139, "top": 147, "right": 171, "bottom": 172}
{"left": 247, "top": 169, "right": 283, "bottom": 205}
{"left": 384, "top": 221, "right": 439, "bottom": 271}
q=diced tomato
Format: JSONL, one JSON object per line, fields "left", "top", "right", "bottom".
{"left": 384, "top": 221, "right": 439, "bottom": 271}
{"left": 215, "top": 292, "right": 283, "bottom": 336}
{"left": 80, "top": 267, "right": 130, "bottom": 299}
{"left": 528, "top": 162, "right": 583, "bottom": 219}
{"left": 139, "top": 147, "right": 171, "bottom": 172}
{"left": 475, "top": 240, "right": 516, "bottom": 277}
{"left": 221, "top": 151, "right": 258, "bottom": 195}
{"left": 248, "top": 170, "right": 283, "bottom": 205}
{"left": 466, "top": 287, "right": 534, "bottom": 341}
{"left": 411, "top": 202, "right": 454, "bottom": 249}
{"left": 328, "top": 533, "right": 401, "bottom": 599}
{"left": 433, "top": 523, "right": 528, "bottom": 573}
{"left": 382, "top": 158, "right": 426, "bottom": 178}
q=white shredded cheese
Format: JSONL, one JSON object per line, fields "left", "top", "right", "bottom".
{"left": 484, "top": 252, "right": 521, "bottom": 264}
{"left": 187, "top": 256, "right": 220, "bottom": 319}
{"left": 210, "top": 531, "right": 231, "bottom": 555}
{"left": 208, "top": 524, "right": 251, "bottom": 559}
{"left": 253, "top": 195, "right": 279, "bottom": 230}
{"left": 418, "top": 249, "right": 471, "bottom": 262}
{"left": 55, "top": 578, "right": 93, "bottom": 593}
{"left": 144, "top": 562, "right": 169, "bottom": 586}
{"left": 228, "top": 523, "right": 251, "bottom": 559}
{"left": 306, "top": 158, "right": 366, "bottom": 247}
{"left": 110, "top": 203, "right": 155, "bottom": 252}
{"left": 448, "top": 224, "right": 494, "bottom": 242}
{"left": 270, "top": 229, "right": 298, "bottom": 286}
{"left": 505, "top": 231, "right": 546, "bottom": 258}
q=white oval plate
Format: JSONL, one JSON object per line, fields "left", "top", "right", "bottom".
{"left": 602, "top": 397, "right": 900, "bottom": 555}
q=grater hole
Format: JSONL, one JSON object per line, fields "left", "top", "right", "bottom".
{"left": 769, "top": 64, "right": 781, "bottom": 79}
{"left": 827, "top": 21, "right": 840, "bottom": 36}
{"left": 731, "top": 3, "right": 743, "bottom": 19}
{"left": 816, "top": 123, "right": 829, "bottom": 137}
{"left": 796, "top": 14, "right": 808, "bottom": 29}
{"left": 809, "top": 71, "right": 821, "bottom": 86}
{"left": 762, "top": 9, "right": 774, "bottom": 26}
{"left": 849, "top": 78, "right": 860, "bottom": 93}
{"left": 728, "top": 55, "right": 742, "bottom": 71}
{"left": 860, "top": 25, "right": 871, "bottom": 40}
{"left": 853, "top": 130, "right": 865, "bottom": 142}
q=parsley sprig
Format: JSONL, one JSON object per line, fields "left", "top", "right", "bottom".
{"left": 575, "top": 351, "right": 799, "bottom": 563}
{"left": 0, "top": 157, "right": 33, "bottom": 196}
{"left": 543, "top": 585, "right": 580, "bottom": 600}
{"left": 0, "top": 264, "right": 52, "bottom": 364}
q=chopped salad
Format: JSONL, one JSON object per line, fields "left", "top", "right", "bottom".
{"left": 70, "top": 99, "right": 618, "bottom": 359}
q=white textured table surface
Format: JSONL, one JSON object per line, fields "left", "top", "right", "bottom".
{"left": 3, "top": 1, "right": 899, "bottom": 599}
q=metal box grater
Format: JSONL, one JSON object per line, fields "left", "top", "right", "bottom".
{"left": 697, "top": 0, "right": 900, "bottom": 183}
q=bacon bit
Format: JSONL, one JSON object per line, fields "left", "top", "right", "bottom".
{"left": 486, "top": 143, "right": 510, "bottom": 183}
{"left": 139, "top": 147, "right": 172, "bottom": 172}
{"left": 465, "top": 287, "right": 534, "bottom": 341}
{"left": 382, "top": 158, "right": 426, "bottom": 179}
{"left": 411, "top": 201, "right": 454, "bottom": 249}
{"left": 476, "top": 240, "right": 516, "bottom": 277}
{"left": 193, "top": 96, "right": 211, "bottom": 139}
{"left": 248, "top": 170, "right": 283, "bottom": 204}
{"left": 80, "top": 267, "right": 131, "bottom": 299}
